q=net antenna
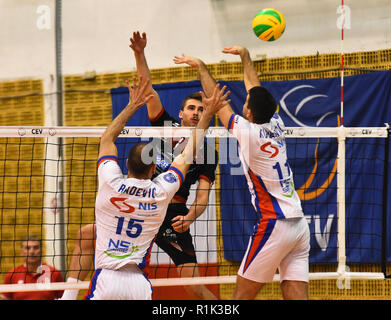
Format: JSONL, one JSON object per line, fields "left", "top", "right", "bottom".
{"left": 334, "top": 1, "right": 385, "bottom": 287}
{"left": 337, "top": 1, "right": 346, "bottom": 284}
{"left": 340, "top": 0, "right": 345, "bottom": 127}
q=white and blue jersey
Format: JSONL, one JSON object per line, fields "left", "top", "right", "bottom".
{"left": 229, "top": 113, "right": 309, "bottom": 284}
{"left": 228, "top": 113, "right": 304, "bottom": 220}
{"left": 94, "top": 155, "right": 183, "bottom": 271}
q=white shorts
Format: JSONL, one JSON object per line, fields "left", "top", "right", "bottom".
{"left": 238, "top": 217, "right": 310, "bottom": 283}
{"left": 85, "top": 264, "right": 152, "bottom": 300}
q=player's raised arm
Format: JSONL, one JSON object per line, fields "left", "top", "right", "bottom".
{"left": 171, "top": 84, "right": 230, "bottom": 177}
{"left": 129, "top": 31, "right": 164, "bottom": 121}
{"left": 173, "top": 54, "right": 216, "bottom": 97}
{"left": 174, "top": 54, "right": 234, "bottom": 129}
{"left": 222, "top": 46, "right": 260, "bottom": 92}
{"left": 99, "top": 77, "right": 153, "bottom": 159}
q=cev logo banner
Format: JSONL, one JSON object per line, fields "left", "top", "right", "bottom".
{"left": 218, "top": 71, "right": 391, "bottom": 263}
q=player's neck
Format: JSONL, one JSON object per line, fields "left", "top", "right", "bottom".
{"left": 127, "top": 165, "right": 155, "bottom": 180}
{"left": 127, "top": 173, "right": 149, "bottom": 180}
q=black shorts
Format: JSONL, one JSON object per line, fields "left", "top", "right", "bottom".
{"left": 155, "top": 203, "right": 197, "bottom": 266}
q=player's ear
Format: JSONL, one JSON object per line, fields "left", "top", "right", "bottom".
{"left": 126, "top": 158, "right": 129, "bottom": 169}
{"left": 178, "top": 110, "right": 183, "bottom": 119}
{"left": 247, "top": 108, "right": 254, "bottom": 122}
{"left": 149, "top": 164, "right": 156, "bottom": 177}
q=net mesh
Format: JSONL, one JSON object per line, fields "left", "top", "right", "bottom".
{"left": 0, "top": 126, "right": 388, "bottom": 300}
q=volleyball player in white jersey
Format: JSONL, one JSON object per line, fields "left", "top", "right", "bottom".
{"left": 85, "top": 77, "right": 230, "bottom": 300}
{"left": 174, "top": 46, "right": 310, "bottom": 300}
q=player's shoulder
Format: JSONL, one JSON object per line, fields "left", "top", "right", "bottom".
{"left": 150, "top": 108, "right": 180, "bottom": 127}
{"left": 97, "top": 155, "right": 119, "bottom": 168}
{"left": 154, "top": 167, "right": 183, "bottom": 185}
{"left": 13, "top": 264, "right": 25, "bottom": 272}
{"left": 5, "top": 265, "right": 21, "bottom": 274}
{"left": 43, "top": 263, "right": 60, "bottom": 272}
{"left": 4, "top": 264, "right": 25, "bottom": 281}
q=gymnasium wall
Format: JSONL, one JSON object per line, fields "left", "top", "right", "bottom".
{"left": 1, "top": 0, "right": 391, "bottom": 81}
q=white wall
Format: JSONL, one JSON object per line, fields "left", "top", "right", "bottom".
{"left": 0, "top": 0, "right": 390, "bottom": 80}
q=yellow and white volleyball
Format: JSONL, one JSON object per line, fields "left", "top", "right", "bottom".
{"left": 252, "top": 8, "right": 286, "bottom": 41}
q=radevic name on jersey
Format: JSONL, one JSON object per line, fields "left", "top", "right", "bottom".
{"left": 117, "top": 184, "right": 156, "bottom": 198}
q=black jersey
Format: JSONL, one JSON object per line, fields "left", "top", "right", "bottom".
{"left": 150, "top": 109, "right": 218, "bottom": 202}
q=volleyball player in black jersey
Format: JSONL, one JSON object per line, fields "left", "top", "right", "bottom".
{"left": 61, "top": 32, "right": 219, "bottom": 301}
{"left": 130, "top": 31, "right": 218, "bottom": 300}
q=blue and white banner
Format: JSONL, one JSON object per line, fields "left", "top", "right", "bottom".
{"left": 111, "top": 71, "right": 391, "bottom": 263}
{"left": 220, "top": 71, "right": 391, "bottom": 263}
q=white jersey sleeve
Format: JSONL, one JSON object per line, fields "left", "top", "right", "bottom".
{"left": 97, "top": 156, "right": 124, "bottom": 188}
{"left": 152, "top": 166, "right": 184, "bottom": 200}
{"left": 228, "top": 113, "right": 304, "bottom": 220}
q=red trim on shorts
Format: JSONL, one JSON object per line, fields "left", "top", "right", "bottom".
{"left": 242, "top": 218, "right": 277, "bottom": 274}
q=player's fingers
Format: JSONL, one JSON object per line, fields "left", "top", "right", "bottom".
{"left": 199, "top": 90, "right": 207, "bottom": 100}
{"left": 212, "top": 83, "right": 220, "bottom": 96}
{"left": 171, "top": 216, "right": 181, "bottom": 223}
{"left": 130, "top": 78, "right": 138, "bottom": 97}
{"left": 218, "top": 85, "right": 227, "bottom": 97}
{"left": 125, "top": 80, "right": 133, "bottom": 94}
{"left": 221, "top": 89, "right": 231, "bottom": 101}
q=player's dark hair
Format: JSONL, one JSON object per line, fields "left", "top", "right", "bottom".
{"left": 248, "top": 86, "right": 277, "bottom": 124}
{"left": 127, "top": 142, "right": 156, "bottom": 178}
{"left": 21, "top": 235, "right": 41, "bottom": 247}
{"left": 180, "top": 92, "right": 202, "bottom": 111}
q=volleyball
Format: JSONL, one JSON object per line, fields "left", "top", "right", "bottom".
{"left": 252, "top": 8, "right": 286, "bottom": 41}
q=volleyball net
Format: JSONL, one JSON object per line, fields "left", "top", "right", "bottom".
{"left": 0, "top": 125, "right": 389, "bottom": 296}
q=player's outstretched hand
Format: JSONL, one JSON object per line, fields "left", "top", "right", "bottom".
{"left": 222, "top": 45, "right": 247, "bottom": 56}
{"left": 200, "top": 83, "right": 231, "bottom": 116}
{"left": 125, "top": 76, "right": 153, "bottom": 109}
{"left": 129, "top": 31, "right": 147, "bottom": 53}
{"left": 173, "top": 53, "right": 202, "bottom": 69}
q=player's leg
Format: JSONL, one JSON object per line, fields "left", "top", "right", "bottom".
{"left": 155, "top": 229, "right": 217, "bottom": 300}
{"left": 155, "top": 203, "right": 218, "bottom": 300}
{"left": 61, "top": 223, "right": 96, "bottom": 300}
{"left": 176, "top": 262, "right": 217, "bottom": 300}
{"left": 233, "top": 275, "right": 265, "bottom": 300}
{"left": 67, "top": 223, "right": 96, "bottom": 280}
{"left": 278, "top": 217, "right": 310, "bottom": 300}
{"left": 235, "top": 218, "right": 283, "bottom": 300}
{"left": 173, "top": 227, "right": 217, "bottom": 300}
{"left": 280, "top": 280, "right": 308, "bottom": 300}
